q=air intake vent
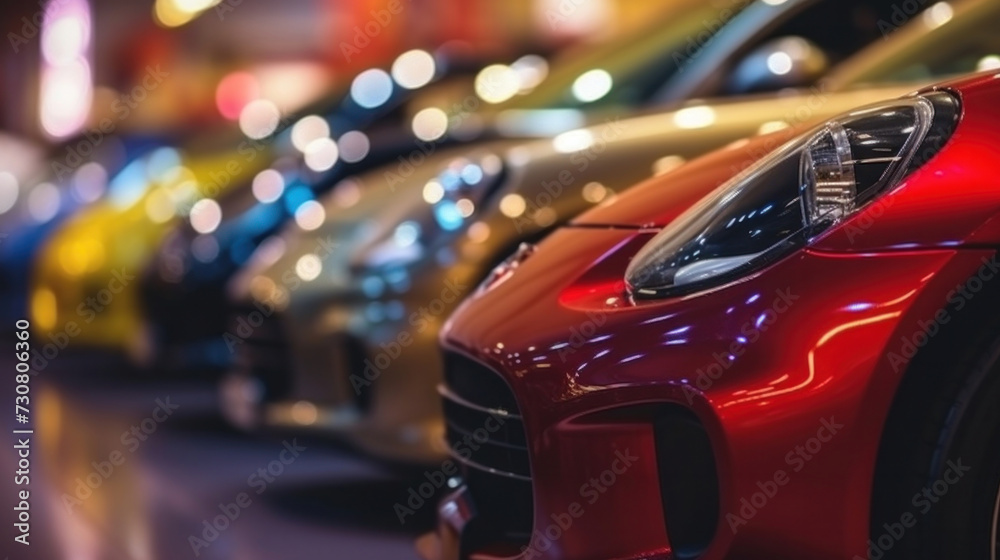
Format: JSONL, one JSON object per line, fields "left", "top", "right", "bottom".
{"left": 654, "top": 407, "right": 720, "bottom": 559}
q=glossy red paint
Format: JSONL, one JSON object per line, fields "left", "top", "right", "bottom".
{"left": 427, "top": 73, "right": 1000, "bottom": 559}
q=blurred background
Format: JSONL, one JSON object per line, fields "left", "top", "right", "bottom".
{"left": 5, "top": 0, "right": 997, "bottom": 557}
{"left": 0, "top": 0, "right": 673, "bottom": 139}
{"left": 0, "top": 2, "right": 677, "bottom": 559}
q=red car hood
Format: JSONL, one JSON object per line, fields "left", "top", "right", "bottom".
{"left": 570, "top": 127, "right": 801, "bottom": 229}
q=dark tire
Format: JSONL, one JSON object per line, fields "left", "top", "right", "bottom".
{"left": 871, "top": 288, "right": 1000, "bottom": 560}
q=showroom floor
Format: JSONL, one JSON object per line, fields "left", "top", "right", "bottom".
{"left": 1, "top": 355, "right": 433, "bottom": 560}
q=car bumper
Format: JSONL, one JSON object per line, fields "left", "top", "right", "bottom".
{"left": 222, "top": 266, "right": 466, "bottom": 464}
{"left": 437, "top": 226, "right": 997, "bottom": 559}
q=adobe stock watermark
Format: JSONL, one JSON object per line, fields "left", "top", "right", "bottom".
{"left": 682, "top": 288, "right": 799, "bottom": 404}
{"left": 52, "top": 65, "right": 171, "bottom": 180}
{"left": 188, "top": 439, "right": 306, "bottom": 556}
{"left": 520, "top": 449, "right": 639, "bottom": 558}
{"left": 384, "top": 63, "right": 530, "bottom": 192}
{"left": 543, "top": 0, "right": 604, "bottom": 29}
{"left": 554, "top": 311, "right": 610, "bottom": 363}
{"left": 725, "top": 84, "right": 831, "bottom": 178}
{"left": 349, "top": 277, "right": 469, "bottom": 394}
{"left": 726, "top": 416, "right": 843, "bottom": 534}
{"left": 842, "top": 125, "right": 953, "bottom": 245}
{"left": 60, "top": 396, "right": 180, "bottom": 514}
{"left": 382, "top": 95, "right": 483, "bottom": 192}
{"left": 671, "top": 0, "right": 753, "bottom": 70}
{"left": 877, "top": 0, "right": 937, "bottom": 37}
{"left": 174, "top": 113, "right": 294, "bottom": 217}
{"left": 551, "top": 279, "right": 630, "bottom": 363}
{"left": 394, "top": 409, "right": 508, "bottom": 524}
{"left": 855, "top": 458, "right": 970, "bottom": 559}
{"left": 222, "top": 235, "right": 338, "bottom": 353}
{"left": 28, "top": 268, "right": 136, "bottom": 373}
{"left": 6, "top": 0, "right": 75, "bottom": 53}
{"left": 511, "top": 117, "right": 627, "bottom": 234}
{"left": 886, "top": 254, "right": 1000, "bottom": 373}
{"left": 337, "top": 0, "right": 412, "bottom": 62}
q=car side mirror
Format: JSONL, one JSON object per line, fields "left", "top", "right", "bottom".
{"left": 727, "top": 36, "right": 829, "bottom": 94}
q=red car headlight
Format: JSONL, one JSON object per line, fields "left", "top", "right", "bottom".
{"left": 626, "top": 91, "right": 960, "bottom": 299}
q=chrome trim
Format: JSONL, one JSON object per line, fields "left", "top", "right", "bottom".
{"left": 437, "top": 384, "right": 522, "bottom": 420}
{"left": 446, "top": 447, "right": 531, "bottom": 482}
{"left": 444, "top": 418, "right": 524, "bottom": 451}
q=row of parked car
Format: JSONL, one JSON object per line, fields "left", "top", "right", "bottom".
{"left": 6, "top": 0, "right": 1000, "bottom": 557}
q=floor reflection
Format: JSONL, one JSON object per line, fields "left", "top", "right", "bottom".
{"left": 3, "top": 356, "right": 429, "bottom": 560}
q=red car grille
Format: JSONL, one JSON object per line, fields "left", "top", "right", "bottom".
{"left": 441, "top": 352, "right": 534, "bottom": 550}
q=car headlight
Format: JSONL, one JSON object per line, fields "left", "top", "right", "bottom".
{"left": 626, "top": 92, "right": 960, "bottom": 298}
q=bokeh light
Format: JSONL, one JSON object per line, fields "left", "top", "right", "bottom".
{"left": 252, "top": 169, "right": 285, "bottom": 203}
{"left": 351, "top": 69, "right": 394, "bottom": 109}
{"left": 391, "top": 50, "right": 437, "bottom": 89}
{"left": 239, "top": 99, "right": 282, "bottom": 139}
{"left": 304, "top": 138, "right": 340, "bottom": 172}
{"left": 190, "top": 198, "right": 222, "bottom": 234}
{"left": 291, "top": 115, "right": 330, "bottom": 153}
{"left": 216, "top": 72, "right": 261, "bottom": 121}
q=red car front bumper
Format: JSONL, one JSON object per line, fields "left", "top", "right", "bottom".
{"left": 427, "top": 225, "right": 996, "bottom": 560}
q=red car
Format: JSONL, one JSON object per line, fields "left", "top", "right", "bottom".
{"left": 422, "top": 71, "right": 1000, "bottom": 560}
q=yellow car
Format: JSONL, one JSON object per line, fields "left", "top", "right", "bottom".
{"left": 30, "top": 136, "right": 270, "bottom": 364}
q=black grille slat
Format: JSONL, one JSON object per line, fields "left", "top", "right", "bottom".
{"left": 440, "top": 388, "right": 526, "bottom": 445}
{"left": 440, "top": 406, "right": 531, "bottom": 479}
{"left": 444, "top": 418, "right": 525, "bottom": 451}
{"left": 444, "top": 355, "right": 521, "bottom": 412}
{"left": 439, "top": 368, "right": 530, "bottom": 480}
{"left": 441, "top": 352, "right": 533, "bottom": 550}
